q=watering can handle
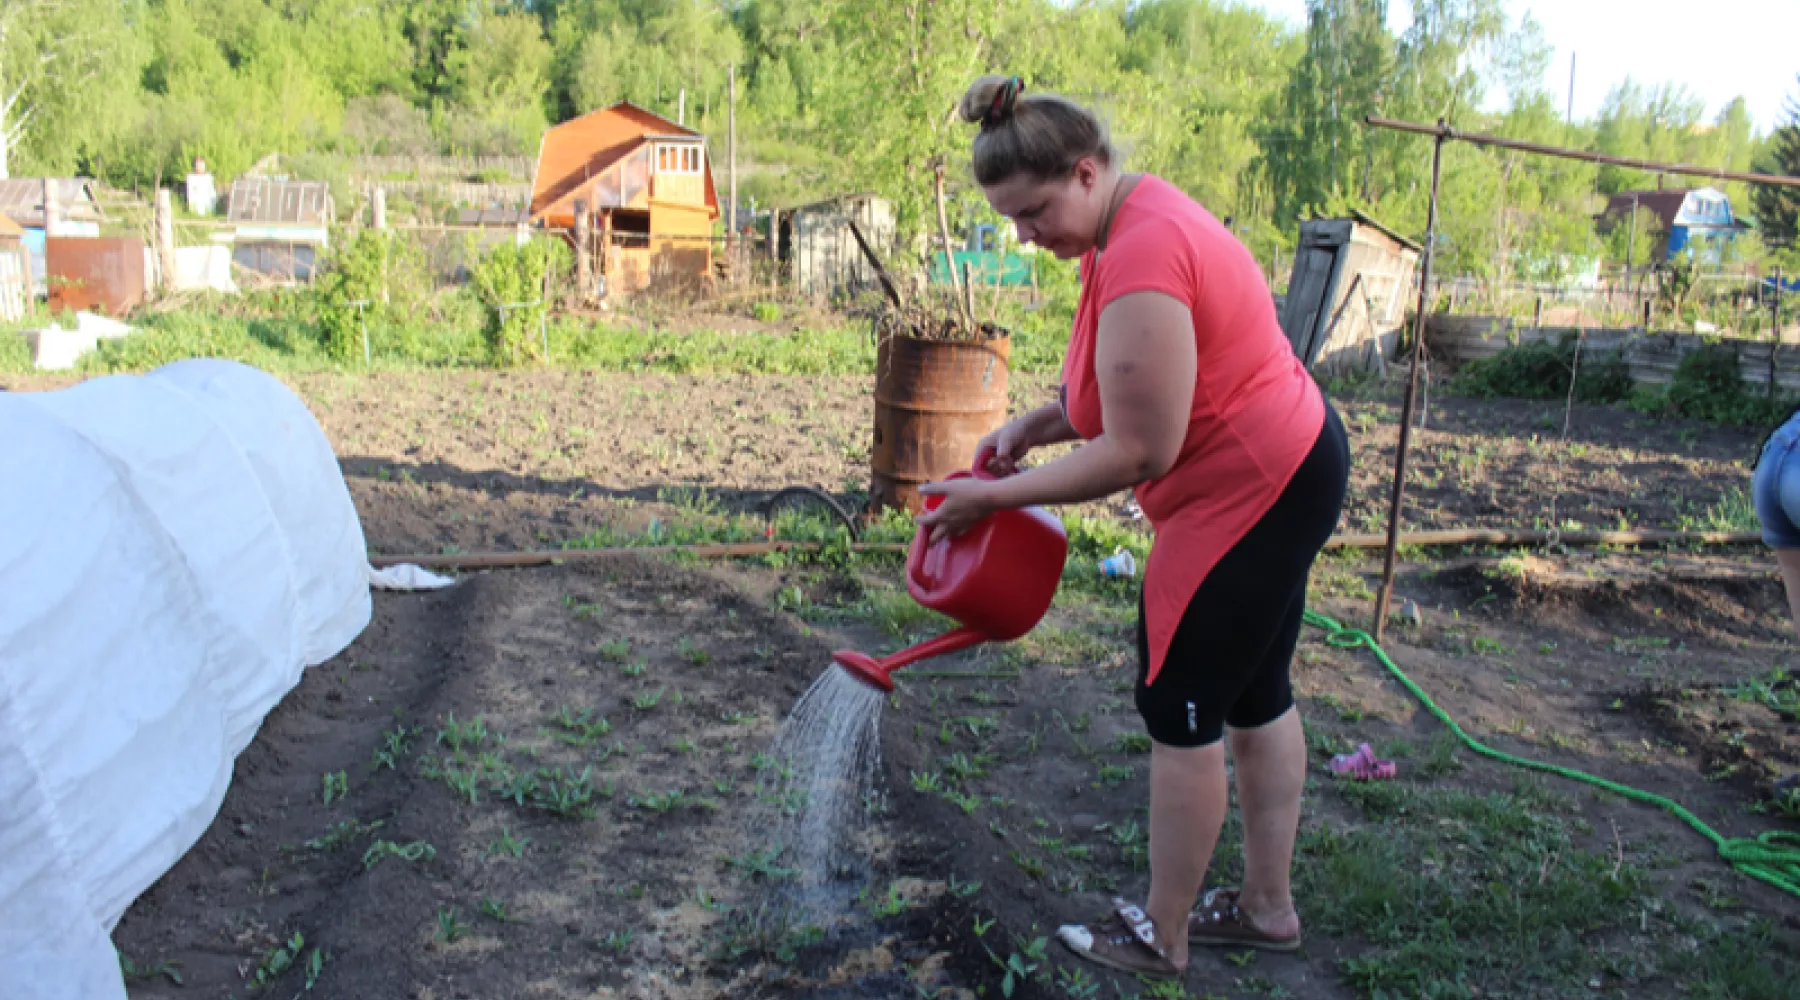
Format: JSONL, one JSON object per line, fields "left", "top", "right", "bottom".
{"left": 971, "top": 447, "right": 1001, "bottom": 480}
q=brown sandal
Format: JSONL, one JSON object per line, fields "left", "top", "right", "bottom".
{"left": 1188, "top": 888, "right": 1302, "bottom": 952}
{"left": 1055, "top": 898, "right": 1183, "bottom": 979}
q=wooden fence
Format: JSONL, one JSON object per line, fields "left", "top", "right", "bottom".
{"left": 1426, "top": 314, "right": 1800, "bottom": 395}
{"left": 368, "top": 181, "right": 532, "bottom": 209}
{"left": 350, "top": 155, "right": 534, "bottom": 181}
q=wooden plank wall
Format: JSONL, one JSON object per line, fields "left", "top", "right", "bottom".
{"left": 1425, "top": 314, "right": 1800, "bottom": 394}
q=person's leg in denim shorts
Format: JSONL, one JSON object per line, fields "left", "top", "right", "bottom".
{"left": 1753, "top": 411, "right": 1800, "bottom": 633}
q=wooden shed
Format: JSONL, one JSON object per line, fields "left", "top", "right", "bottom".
{"left": 530, "top": 102, "right": 720, "bottom": 299}
{"left": 1279, "top": 212, "right": 1420, "bottom": 376}
{"left": 0, "top": 212, "right": 27, "bottom": 321}
{"left": 781, "top": 194, "right": 896, "bottom": 300}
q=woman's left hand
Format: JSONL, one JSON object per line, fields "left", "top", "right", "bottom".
{"left": 915, "top": 478, "right": 1002, "bottom": 545}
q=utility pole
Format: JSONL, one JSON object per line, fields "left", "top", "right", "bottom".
{"left": 728, "top": 64, "right": 738, "bottom": 280}
{"left": 1567, "top": 52, "right": 1576, "bottom": 125}
{"left": 1625, "top": 191, "right": 1639, "bottom": 294}
{"left": 678, "top": 88, "right": 686, "bottom": 127}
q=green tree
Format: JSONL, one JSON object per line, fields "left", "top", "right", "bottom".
{"left": 1591, "top": 80, "right": 1708, "bottom": 194}
{"left": 1, "top": 0, "right": 148, "bottom": 178}
{"left": 1117, "top": 0, "right": 1297, "bottom": 221}
{"left": 1754, "top": 80, "right": 1800, "bottom": 243}
{"left": 1259, "top": 0, "right": 1393, "bottom": 221}
{"left": 445, "top": 11, "right": 554, "bottom": 152}
{"left": 808, "top": 0, "right": 1005, "bottom": 238}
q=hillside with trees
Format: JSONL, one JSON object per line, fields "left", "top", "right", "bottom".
{"left": 2, "top": 0, "right": 1783, "bottom": 277}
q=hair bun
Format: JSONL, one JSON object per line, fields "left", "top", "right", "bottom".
{"left": 958, "top": 75, "right": 1025, "bottom": 128}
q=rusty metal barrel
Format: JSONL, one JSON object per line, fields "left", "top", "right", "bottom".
{"left": 870, "top": 329, "right": 1011, "bottom": 514}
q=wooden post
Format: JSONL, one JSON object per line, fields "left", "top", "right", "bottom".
{"left": 768, "top": 208, "right": 780, "bottom": 291}
{"left": 600, "top": 209, "right": 614, "bottom": 299}
{"left": 961, "top": 261, "right": 979, "bottom": 328}
{"left": 1642, "top": 295, "right": 1653, "bottom": 330}
{"left": 727, "top": 64, "right": 739, "bottom": 283}
{"left": 154, "top": 189, "right": 176, "bottom": 294}
{"left": 373, "top": 187, "right": 387, "bottom": 230}
{"left": 1532, "top": 296, "right": 1542, "bottom": 329}
{"left": 1776, "top": 266, "right": 1786, "bottom": 340}
{"left": 1624, "top": 192, "right": 1639, "bottom": 292}
{"left": 42, "top": 179, "right": 60, "bottom": 234}
{"left": 574, "top": 198, "right": 592, "bottom": 303}
{"left": 935, "top": 162, "right": 968, "bottom": 327}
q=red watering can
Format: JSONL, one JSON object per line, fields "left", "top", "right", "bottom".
{"left": 833, "top": 453, "right": 1069, "bottom": 692}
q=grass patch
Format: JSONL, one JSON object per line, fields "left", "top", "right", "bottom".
{"left": 1301, "top": 775, "right": 1798, "bottom": 995}
{"left": 1677, "top": 486, "right": 1761, "bottom": 534}
{"left": 865, "top": 587, "right": 950, "bottom": 640}
{"left": 1724, "top": 667, "right": 1800, "bottom": 716}
{"left": 6, "top": 290, "right": 1075, "bottom": 377}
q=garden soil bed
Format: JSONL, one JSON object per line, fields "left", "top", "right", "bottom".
{"left": 5, "top": 371, "right": 1763, "bottom": 557}
{"left": 9, "top": 366, "right": 1791, "bottom": 994}
{"left": 113, "top": 547, "right": 1800, "bottom": 998}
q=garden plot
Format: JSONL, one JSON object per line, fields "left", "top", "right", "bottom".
{"left": 112, "top": 544, "right": 1799, "bottom": 999}
{"left": 31, "top": 361, "right": 1785, "bottom": 996}
{"left": 1, "top": 371, "right": 1757, "bottom": 555}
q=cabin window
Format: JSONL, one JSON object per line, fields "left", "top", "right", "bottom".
{"left": 654, "top": 143, "right": 702, "bottom": 175}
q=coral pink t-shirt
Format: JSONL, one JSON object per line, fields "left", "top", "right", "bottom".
{"left": 1061, "top": 176, "right": 1323, "bottom": 684}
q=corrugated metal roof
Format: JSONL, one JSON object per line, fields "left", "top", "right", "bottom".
{"left": 457, "top": 206, "right": 528, "bottom": 226}
{"left": 0, "top": 178, "right": 102, "bottom": 226}
{"left": 227, "top": 178, "right": 333, "bottom": 225}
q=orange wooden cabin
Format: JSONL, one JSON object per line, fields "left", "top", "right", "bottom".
{"left": 530, "top": 102, "right": 720, "bottom": 298}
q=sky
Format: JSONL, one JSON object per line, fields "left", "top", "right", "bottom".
{"left": 1236, "top": 0, "right": 1800, "bottom": 133}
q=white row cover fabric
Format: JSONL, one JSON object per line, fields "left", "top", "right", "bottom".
{"left": 368, "top": 562, "right": 456, "bottom": 591}
{"left": 0, "top": 360, "right": 371, "bottom": 999}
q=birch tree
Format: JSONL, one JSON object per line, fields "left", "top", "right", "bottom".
{"left": 0, "top": 0, "right": 142, "bottom": 178}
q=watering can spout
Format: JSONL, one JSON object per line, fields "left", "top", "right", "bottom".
{"left": 832, "top": 627, "right": 989, "bottom": 691}
{"left": 833, "top": 452, "right": 1068, "bottom": 692}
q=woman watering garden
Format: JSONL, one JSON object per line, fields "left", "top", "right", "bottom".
{"left": 916, "top": 75, "right": 1350, "bottom": 978}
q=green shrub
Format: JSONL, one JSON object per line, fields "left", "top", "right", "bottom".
{"left": 316, "top": 229, "right": 429, "bottom": 363}
{"left": 469, "top": 237, "right": 569, "bottom": 366}
{"left": 1, "top": 322, "right": 34, "bottom": 372}
{"left": 1451, "top": 339, "right": 1632, "bottom": 404}
{"left": 751, "top": 302, "right": 782, "bottom": 324}
{"left": 1664, "top": 343, "right": 1795, "bottom": 427}
{"left": 86, "top": 309, "right": 328, "bottom": 371}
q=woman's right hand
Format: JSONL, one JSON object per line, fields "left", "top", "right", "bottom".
{"left": 977, "top": 416, "right": 1037, "bottom": 477}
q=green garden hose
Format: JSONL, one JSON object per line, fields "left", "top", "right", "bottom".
{"left": 1302, "top": 608, "right": 1800, "bottom": 900}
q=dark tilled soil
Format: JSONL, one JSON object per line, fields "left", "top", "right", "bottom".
{"left": 26, "top": 364, "right": 1784, "bottom": 996}
{"left": 5, "top": 371, "right": 1757, "bottom": 557}
{"left": 113, "top": 558, "right": 864, "bottom": 999}
{"left": 112, "top": 548, "right": 1800, "bottom": 999}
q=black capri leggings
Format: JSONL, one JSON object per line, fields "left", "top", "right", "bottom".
{"left": 1134, "top": 403, "right": 1350, "bottom": 747}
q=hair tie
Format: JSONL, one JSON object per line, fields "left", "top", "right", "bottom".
{"left": 985, "top": 76, "right": 1025, "bottom": 127}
